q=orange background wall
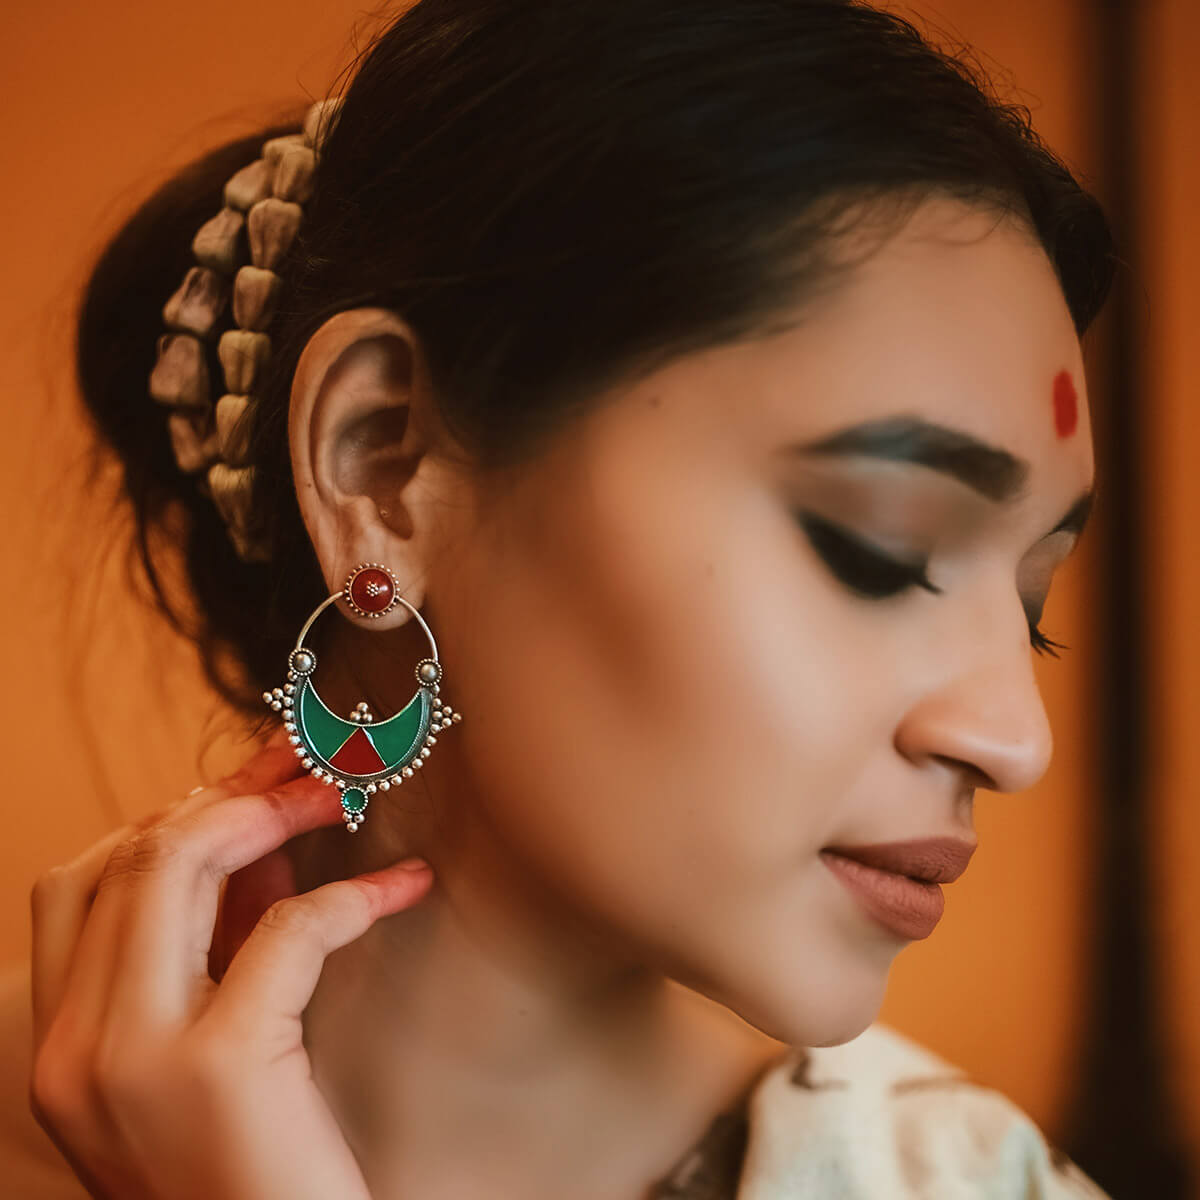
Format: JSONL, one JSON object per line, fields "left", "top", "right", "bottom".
{"left": 3, "top": 0, "right": 1196, "bottom": 1172}
{"left": 1145, "top": 0, "right": 1200, "bottom": 1171}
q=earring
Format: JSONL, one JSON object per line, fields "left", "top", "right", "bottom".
{"left": 261, "top": 562, "right": 461, "bottom": 832}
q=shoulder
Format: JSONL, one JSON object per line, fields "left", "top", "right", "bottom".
{"left": 0, "top": 960, "right": 90, "bottom": 1198}
{"left": 739, "top": 1022, "right": 1111, "bottom": 1199}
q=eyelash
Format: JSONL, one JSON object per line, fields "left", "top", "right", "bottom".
{"left": 795, "top": 512, "right": 1069, "bottom": 658}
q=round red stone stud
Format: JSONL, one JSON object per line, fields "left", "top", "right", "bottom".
{"left": 346, "top": 564, "right": 397, "bottom": 616}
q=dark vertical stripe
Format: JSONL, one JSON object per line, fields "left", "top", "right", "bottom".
{"left": 1059, "top": 0, "right": 1196, "bottom": 1194}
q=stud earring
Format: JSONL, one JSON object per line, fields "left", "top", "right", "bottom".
{"left": 261, "top": 562, "right": 461, "bottom": 832}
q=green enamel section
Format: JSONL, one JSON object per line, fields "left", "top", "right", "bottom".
{"left": 367, "top": 689, "right": 429, "bottom": 767}
{"left": 342, "top": 788, "right": 367, "bottom": 813}
{"left": 296, "top": 678, "right": 353, "bottom": 762}
{"left": 296, "top": 678, "right": 430, "bottom": 775}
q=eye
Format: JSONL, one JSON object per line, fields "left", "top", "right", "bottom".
{"left": 796, "top": 511, "right": 1071, "bottom": 658}
{"left": 795, "top": 511, "right": 941, "bottom": 599}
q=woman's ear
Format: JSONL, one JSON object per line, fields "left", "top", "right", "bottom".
{"left": 289, "top": 307, "right": 459, "bottom": 626}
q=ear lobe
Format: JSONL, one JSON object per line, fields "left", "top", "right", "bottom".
{"left": 289, "top": 307, "right": 441, "bottom": 622}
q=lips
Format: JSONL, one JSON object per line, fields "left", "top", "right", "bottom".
{"left": 819, "top": 837, "right": 977, "bottom": 884}
{"left": 820, "top": 853, "right": 945, "bottom": 940}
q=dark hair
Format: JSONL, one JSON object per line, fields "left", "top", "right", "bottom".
{"left": 76, "top": 0, "right": 1117, "bottom": 721}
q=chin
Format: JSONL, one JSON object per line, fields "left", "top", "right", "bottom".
{"left": 749, "top": 990, "right": 883, "bottom": 1049}
{"left": 681, "top": 948, "right": 892, "bottom": 1050}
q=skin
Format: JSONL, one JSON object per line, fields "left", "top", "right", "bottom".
{"left": 26, "top": 193, "right": 1095, "bottom": 1199}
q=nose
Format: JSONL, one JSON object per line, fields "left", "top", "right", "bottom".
{"left": 893, "top": 626, "right": 1055, "bottom": 794}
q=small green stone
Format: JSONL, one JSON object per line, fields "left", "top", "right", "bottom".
{"left": 342, "top": 788, "right": 367, "bottom": 814}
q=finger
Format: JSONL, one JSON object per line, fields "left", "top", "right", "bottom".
{"left": 100, "top": 773, "right": 349, "bottom": 1027}
{"left": 206, "top": 860, "right": 434, "bottom": 1034}
{"left": 199, "top": 719, "right": 372, "bottom": 978}
{"left": 215, "top": 724, "right": 307, "bottom": 794}
{"left": 208, "top": 846, "right": 299, "bottom": 983}
{"left": 30, "top": 730, "right": 303, "bottom": 1046}
{"left": 57, "top": 727, "right": 317, "bottom": 1011}
{"left": 30, "top": 811, "right": 163, "bottom": 1048}
{"left": 170, "top": 725, "right": 303, "bottom": 822}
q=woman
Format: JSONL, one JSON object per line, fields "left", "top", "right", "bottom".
{"left": 12, "top": 0, "right": 1116, "bottom": 1195}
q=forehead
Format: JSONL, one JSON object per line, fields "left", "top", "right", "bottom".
{"left": 751, "top": 197, "right": 1091, "bottom": 472}
{"left": 624, "top": 196, "right": 1094, "bottom": 492}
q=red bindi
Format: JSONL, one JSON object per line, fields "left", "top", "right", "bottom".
{"left": 1053, "top": 369, "right": 1078, "bottom": 438}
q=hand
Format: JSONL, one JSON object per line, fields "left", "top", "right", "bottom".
{"left": 28, "top": 727, "right": 434, "bottom": 1200}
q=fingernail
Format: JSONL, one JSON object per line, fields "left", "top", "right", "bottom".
{"left": 395, "top": 856, "right": 431, "bottom": 871}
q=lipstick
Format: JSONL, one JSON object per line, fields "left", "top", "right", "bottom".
{"left": 820, "top": 849, "right": 946, "bottom": 940}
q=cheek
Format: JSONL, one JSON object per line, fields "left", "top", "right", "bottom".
{"left": 435, "top": 464, "right": 882, "bottom": 961}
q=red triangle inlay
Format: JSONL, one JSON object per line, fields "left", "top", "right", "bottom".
{"left": 329, "top": 726, "right": 387, "bottom": 775}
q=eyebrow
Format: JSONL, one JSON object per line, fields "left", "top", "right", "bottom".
{"left": 785, "top": 415, "right": 1095, "bottom": 540}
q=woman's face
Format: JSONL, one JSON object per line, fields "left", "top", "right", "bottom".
{"left": 323, "top": 195, "right": 1094, "bottom": 1049}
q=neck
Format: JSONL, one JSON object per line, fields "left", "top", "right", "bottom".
{"left": 296, "top": 854, "right": 786, "bottom": 1198}
{"left": 282, "top": 650, "right": 788, "bottom": 1198}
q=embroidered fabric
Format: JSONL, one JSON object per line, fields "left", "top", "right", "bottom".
{"left": 649, "top": 1024, "right": 1112, "bottom": 1199}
